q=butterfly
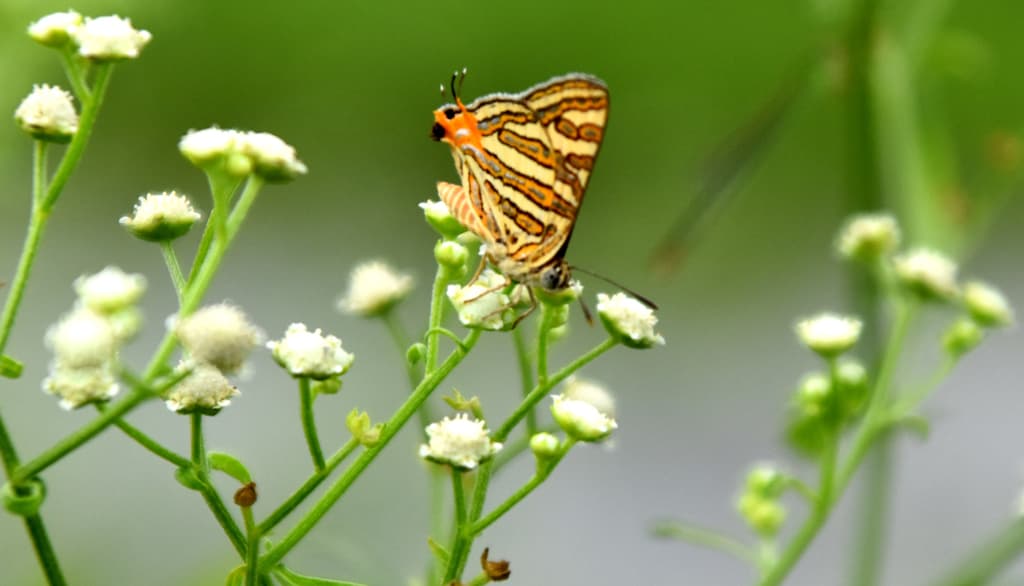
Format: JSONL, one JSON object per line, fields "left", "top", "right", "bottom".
{"left": 431, "top": 71, "right": 609, "bottom": 293}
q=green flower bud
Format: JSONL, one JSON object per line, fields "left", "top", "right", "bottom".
{"left": 964, "top": 281, "right": 1014, "bottom": 328}
{"left": 420, "top": 199, "right": 465, "bottom": 240}
{"left": 943, "top": 318, "right": 984, "bottom": 359}
{"left": 529, "top": 432, "right": 561, "bottom": 461}
{"left": 435, "top": 240, "right": 469, "bottom": 271}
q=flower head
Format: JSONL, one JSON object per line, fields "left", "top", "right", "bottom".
{"left": 28, "top": 10, "right": 82, "bottom": 47}
{"left": 43, "top": 363, "right": 119, "bottom": 410}
{"left": 236, "top": 131, "right": 307, "bottom": 182}
{"left": 550, "top": 393, "right": 618, "bottom": 442}
{"left": 45, "top": 308, "right": 118, "bottom": 368}
{"left": 71, "top": 15, "right": 151, "bottom": 61}
{"left": 561, "top": 376, "right": 616, "bottom": 419}
{"left": 74, "top": 266, "right": 146, "bottom": 315}
{"left": 179, "top": 127, "right": 241, "bottom": 168}
{"left": 420, "top": 198, "right": 465, "bottom": 239}
{"left": 174, "top": 303, "right": 261, "bottom": 374}
{"left": 120, "top": 191, "right": 202, "bottom": 242}
{"left": 164, "top": 362, "right": 239, "bottom": 414}
{"left": 963, "top": 281, "right": 1014, "bottom": 327}
{"left": 795, "top": 313, "right": 862, "bottom": 357}
{"left": 446, "top": 269, "right": 517, "bottom": 330}
{"left": 14, "top": 84, "right": 78, "bottom": 142}
{"left": 893, "top": 248, "right": 959, "bottom": 300}
{"left": 267, "top": 323, "right": 354, "bottom": 380}
{"left": 596, "top": 292, "right": 665, "bottom": 348}
{"left": 419, "top": 414, "right": 502, "bottom": 469}
{"left": 338, "top": 261, "right": 414, "bottom": 317}
{"left": 836, "top": 213, "right": 900, "bottom": 262}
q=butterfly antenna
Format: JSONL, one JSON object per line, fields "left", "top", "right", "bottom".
{"left": 578, "top": 295, "right": 594, "bottom": 325}
{"left": 439, "top": 83, "right": 446, "bottom": 97}
{"left": 570, "top": 265, "right": 659, "bottom": 310}
{"left": 457, "top": 67, "right": 468, "bottom": 96}
{"left": 450, "top": 70, "right": 460, "bottom": 102}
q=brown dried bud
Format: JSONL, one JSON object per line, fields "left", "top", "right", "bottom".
{"left": 481, "top": 547, "right": 511, "bottom": 581}
{"left": 234, "top": 482, "right": 257, "bottom": 507}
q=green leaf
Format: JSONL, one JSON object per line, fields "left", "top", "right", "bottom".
{"left": 0, "top": 354, "right": 23, "bottom": 379}
{"left": 208, "top": 452, "right": 252, "bottom": 484}
{"left": 427, "top": 536, "right": 450, "bottom": 565}
{"left": 272, "top": 565, "right": 367, "bottom": 586}
{"left": 225, "top": 566, "right": 245, "bottom": 586}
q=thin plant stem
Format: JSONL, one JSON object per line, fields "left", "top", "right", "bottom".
{"left": 243, "top": 506, "right": 259, "bottom": 586}
{"left": 99, "top": 405, "right": 191, "bottom": 468}
{"left": 198, "top": 479, "right": 246, "bottom": 557}
{"left": 443, "top": 470, "right": 468, "bottom": 583}
{"left": 384, "top": 311, "right": 430, "bottom": 429}
{"left": 424, "top": 262, "right": 450, "bottom": 374}
{"left": 59, "top": 49, "right": 89, "bottom": 101}
{"left": 930, "top": 518, "right": 1024, "bottom": 586}
{"left": 24, "top": 514, "right": 67, "bottom": 586}
{"left": 257, "top": 330, "right": 480, "bottom": 571}
{"left": 536, "top": 305, "right": 553, "bottom": 387}
{"left": 298, "top": 378, "right": 325, "bottom": 472}
{"left": 257, "top": 438, "right": 359, "bottom": 534}
{"left": 160, "top": 242, "right": 187, "bottom": 304}
{"left": 495, "top": 337, "right": 617, "bottom": 442}
{"left": 33, "top": 141, "right": 47, "bottom": 207}
{"left": 191, "top": 413, "right": 206, "bottom": 470}
{"left": 511, "top": 327, "right": 537, "bottom": 435}
{"left": 652, "top": 520, "right": 759, "bottom": 566}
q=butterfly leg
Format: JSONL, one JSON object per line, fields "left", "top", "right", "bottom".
{"left": 507, "top": 287, "right": 537, "bottom": 329}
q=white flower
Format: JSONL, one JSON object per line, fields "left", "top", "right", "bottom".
{"left": 14, "top": 84, "right": 78, "bottom": 142}
{"left": 338, "top": 261, "right": 414, "bottom": 317}
{"left": 420, "top": 198, "right": 464, "bottom": 238}
{"left": 164, "top": 362, "right": 239, "bottom": 414}
{"left": 267, "top": 323, "right": 354, "bottom": 379}
{"left": 28, "top": 10, "right": 82, "bottom": 47}
{"left": 74, "top": 266, "right": 146, "bottom": 314}
{"left": 71, "top": 15, "right": 151, "bottom": 60}
{"left": 419, "top": 414, "right": 502, "bottom": 469}
{"left": 836, "top": 213, "right": 900, "bottom": 261}
{"left": 596, "top": 292, "right": 665, "bottom": 348}
{"left": 550, "top": 394, "right": 618, "bottom": 442}
{"left": 963, "top": 281, "right": 1014, "bottom": 327}
{"left": 237, "top": 131, "right": 307, "bottom": 181}
{"left": 795, "top": 313, "right": 862, "bottom": 357}
{"left": 446, "top": 269, "right": 514, "bottom": 330}
{"left": 43, "top": 363, "right": 119, "bottom": 410}
{"left": 893, "top": 248, "right": 959, "bottom": 300}
{"left": 175, "top": 303, "right": 262, "bottom": 374}
{"left": 179, "top": 127, "right": 241, "bottom": 167}
{"left": 561, "top": 376, "right": 616, "bottom": 419}
{"left": 119, "top": 191, "right": 202, "bottom": 242}
{"left": 45, "top": 308, "right": 118, "bottom": 368}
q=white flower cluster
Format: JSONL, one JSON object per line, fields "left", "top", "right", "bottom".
{"left": 28, "top": 11, "right": 151, "bottom": 61}
{"left": 795, "top": 313, "right": 863, "bottom": 358}
{"left": 43, "top": 267, "right": 146, "bottom": 410}
{"left": 267, "top": 323, "right": 354, "bottom": 380}
{"left": 419, "top": 414, "right": 502, "bottom": 469}
{"left": 119, "top": 191, "right": 202, "bottom": 242}
{"left": 179, "top": 127, "right": 307, "bottom": 182}
{"left": 14, "top": 84, "right": 78, "bottom": 142}
{"left": 596, "top": 292, "right": 665, "bottom": 348}
{"left": 337, "top": 261, "right": 414, "bottom": 318}
{"left": 446, "top": 269, "right": 528, "bottom": 331}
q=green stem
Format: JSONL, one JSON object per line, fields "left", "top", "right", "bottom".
{"left": 511, "top": 327, "right": 537, "bottom": 435}
{"left": 100, "top": 405, "right": 191, "bottom": 468}
{"left": 257, "top": 439, "right": 359, "bottom": 534}
{"left": 160, "top": 242, "right": 187, "bottom": 304}
{"left": 652, "top": 520, "right": 759, "bottom": 566}
{"left": 930, "top": 518, "right": 1024, "bottom": 586}
{"left": 33, "top": 141, "right": 48, "bottom": 207}
{"left": 197, "top": 478, "right": 246, "bottom": 557}
{"left": 492, "top": 424, "right": 559, "bottom": 473}
{"left": 456, "top": 458, "right": 494, "bottom": 578}
{"left": 384, "top": 311, "right": 431, "bottom": 430}
{"left": 0, "top": 211, "right": 47, "bottom": 356}
{"left": 536, "top": 305, "right": 553, "bottom": 387}
{"left": 59, "top": 49, "right": 90, "bottom": 101}
{"left": 243, "top": 506, "right": 259, "bottom": 586}
{"left": 298, "top": 378, "right": 325, "bottom": 472}
{"left": 495, "top": 337, "right": 617, "bottom": 442}
{"left": 257, "top": 330, "right": 480, "bottom": 571}
{"left": 24, "top": 514, "right": 67, "bottom": 586}
{"left": 42, "top": 63, "right": 113, "bottom": 211}
{"left": 424, "top": 261, "right": 450, "bottom": 374}
{"left": 191, "top": 413, "right": 206, "bottom": 469}
{"left": 443, "top": 470, "right": 468, "bottom": 583}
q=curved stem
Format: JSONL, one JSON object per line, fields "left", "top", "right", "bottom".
{"left": 257, "top": 330, "right": 480, "bottom": 571}
{"left": 100, "top": 405, "right": 191, "bottom": 468}
{"left": 652, "top": 520, "right": 759, "bottom": 566}
{"left": 424, "top": 261, "right": 450, "bottom": 374}
{"left": 160, "top": 242, "right": 187, "bottom": 304}
{"left": 298, "top": 378, "right": 325, "bottom": 471}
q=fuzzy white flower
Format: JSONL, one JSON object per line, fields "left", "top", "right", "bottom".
{"left": 43, "top": 363, "right": 119, "bottom": 410}
{"left": 175, "top": 304, "right": 262, "bottom": 374}
{"left": 14, "top": 84, "right": 78, "bottom": 142}
{"left": 179, "top": 127, "right": 241, "bottom": 166}
{"left": 550, "top": 393, "right": 618, "bottom": 442}
{"left": 28, "top": 10, "right": 82, "bottom": 47}
{"left": 795, "top": 313, "right": 862, "bottom": 357}
{"left": 74, "top": 266, "right": 146, "bottom": 314}
{"left": 561, "top": 376, "right": 616, "bottom": 419}
{"left": 267, "top": 323, "right": 354, "bottom": 379}
{"left": 964, "top": 281, "right": 1014, "bottom": 327}
{"left": 447, "top": 269, "right": 514, "bottom": 330}
{"left": 237, "top": 131, "right": 307, "bottom": 181}
{"left": 338, "top": 261, "right": 414, "bottom": 317}
{"left": 893, "top": 248, "right": 959, "bottom": 300}
{"left": 419, "top": 414, "right": 502, "bottom": 469}
{"left": 45, "top": 308, "right": 118, "bottom": 368}
{"left": 596, "top": 292, "right": 665, "bottom": 348}
{"left": 164, "top": 362, "right": 239, "bottom": 414}
{"left": 836, "top": 213, "right": 900, "bottom": 261}
{"left": 119, "top": 191, "right": 202, "bottom": 242}
{"left": 72, "top": 15, "right": 151, "bottom": 60}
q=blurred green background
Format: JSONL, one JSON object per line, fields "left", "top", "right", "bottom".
{"left": 1, "top": 0, "right": 1022, "bottom": 584}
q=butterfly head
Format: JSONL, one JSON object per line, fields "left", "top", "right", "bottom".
{"left": 538, "top": 258, "right": 573, "bottom": 291}
{"left": 431, "top": 69, "right": 478, "bottom": 145}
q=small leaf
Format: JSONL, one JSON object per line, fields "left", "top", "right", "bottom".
{"left": 224, "top": 566, "right": 245, "bottom": 586}
{"left": 0, "top": 354, "right": 23, "bottom": 379}
{"left": 427, "top": 536, "right": 450, "bottom": 565}
{"left": 208, "top": 452, "right": 252, "bottom": 484}
{"left": 272, "top": 565, "right": 367, "bottom": 585}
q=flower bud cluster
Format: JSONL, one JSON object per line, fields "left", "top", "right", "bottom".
{"left": 179, "top": 127, "right": 307, "bottom": 182}
{"left": 736, "top": 464, "right": 787, "bottom": 537}
{"left": 43, "top": 267, "right": 146, "bottom": 409}
{"left": 28, "top": 11, "right": 151, "bottom": 61}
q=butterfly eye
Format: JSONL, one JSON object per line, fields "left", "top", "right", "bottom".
{"left": 444, "top": 108, "right": 458, "bottom": 120}
{"left": 431, "top": 122, "right": 446, "bottom": 141}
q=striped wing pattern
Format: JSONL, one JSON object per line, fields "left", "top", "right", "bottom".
{"left": 434, "top": 74, "right": 609, "bottom": 287}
